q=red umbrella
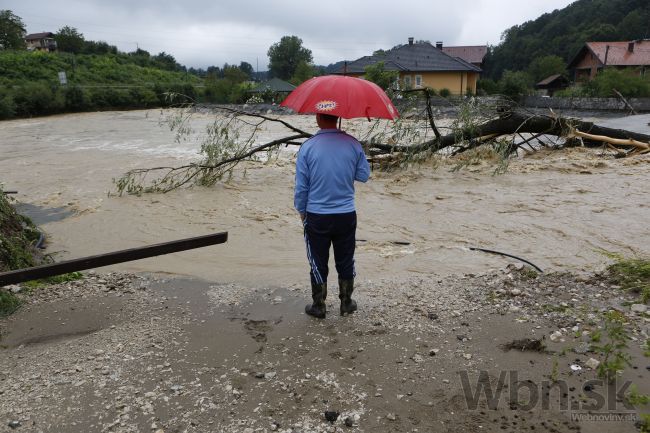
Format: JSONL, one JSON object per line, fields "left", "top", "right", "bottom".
{"left": 280, "top": 75, "right": 399, "bottom": 120}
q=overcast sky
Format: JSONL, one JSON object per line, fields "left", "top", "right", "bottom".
{"left": 6, "top": 0, "right": 576, "bottom": 70}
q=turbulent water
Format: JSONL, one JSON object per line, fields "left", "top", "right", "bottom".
{"left": 1, "top": 109, "right": 648, "bottom": 285}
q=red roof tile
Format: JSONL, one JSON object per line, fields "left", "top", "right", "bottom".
{"left": 586, "top": 40, "right": 650, "bottom": 66}
{"left": 441, "top": 46, "right": 488, "bottom": 64}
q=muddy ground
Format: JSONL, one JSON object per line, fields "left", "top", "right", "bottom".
{"left": 1, "top": 266, "right": 649, "bottom": 433}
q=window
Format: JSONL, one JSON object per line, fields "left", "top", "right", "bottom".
{"left": 415, "top": 75, "right": 422, "bottom": 88}
{"left": 403, "top": 75, "right": 412, "bottom": 88}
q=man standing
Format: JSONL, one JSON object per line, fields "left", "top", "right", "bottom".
{"left": 294, "top": 113, "right": 370, "bottom": 319}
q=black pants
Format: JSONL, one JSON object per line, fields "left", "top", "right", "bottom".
{"left": 303, "top": 211, "right": 357, "bottom": 285}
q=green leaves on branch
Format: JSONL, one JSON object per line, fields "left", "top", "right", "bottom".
{"left": 113, "top": 106, "right": 310, "bottom": 195}
{"left": 0, "top": 10, "right": 26, "bottom": 50}
{"left": 364, "top": 61, "right": 398, "bottom": 91}
{"left": 55, "top": 26, "right": 85, "bottom": 54}
{"left": 591, "top": 311, "right": 632, "bottom": 383}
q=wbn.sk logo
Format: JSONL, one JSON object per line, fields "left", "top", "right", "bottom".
{"left": 459, "top": 370, "right": 635, "bottom": 413}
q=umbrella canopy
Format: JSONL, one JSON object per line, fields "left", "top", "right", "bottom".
{"left": 280, "top": 75, "right": 399, "bottom": 120}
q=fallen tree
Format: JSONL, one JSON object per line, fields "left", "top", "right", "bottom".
{"left": 114, "top": 95, "right": 650, "bottom": 195}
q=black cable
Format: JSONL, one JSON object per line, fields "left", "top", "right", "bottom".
{"left": 470, "top": 247, "right": 543, "bottom": 273}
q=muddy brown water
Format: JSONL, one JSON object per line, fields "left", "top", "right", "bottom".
{"left": 0, "top": 110, "right": 648, "bottom": 287}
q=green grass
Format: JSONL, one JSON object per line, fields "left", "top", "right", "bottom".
{"left": 0, "top": 290, "right": 22, "bottom": 317}
{"left": 627, "top": 385, "right": 650, "bottom": 406}
{"left": 640, "top": 414, "right": 650, "bottom": 433}
{"left": 21, "top": 272, "right": 83, "bottom": 289}
{"left": 591, "top": 311, "right": 632, "bottom": 382}
{"left": 607, "top": 258, "right": 650, "bottom": 303}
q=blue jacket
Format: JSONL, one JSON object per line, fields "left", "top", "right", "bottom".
{"left": 294, "top": 129, "right": 370, "bottom": 214}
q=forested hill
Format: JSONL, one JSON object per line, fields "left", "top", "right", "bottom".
{"left": 484, "top": 0, "right": 650, "bottom": 79}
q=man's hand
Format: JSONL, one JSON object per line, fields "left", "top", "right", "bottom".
{"left": 299, "top": 213, "right": 305, "bottom": 222}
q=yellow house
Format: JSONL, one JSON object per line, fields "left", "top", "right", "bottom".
{"left": 336, "top": 37, "right": 481, "bottom": 95}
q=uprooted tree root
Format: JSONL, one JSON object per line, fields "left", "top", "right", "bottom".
{"left": 113, "top": 94, "right": 650, "bottom": 195}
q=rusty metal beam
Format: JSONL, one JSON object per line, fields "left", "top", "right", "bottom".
{"left": 0, "top": 232, "right": 228, "bottom": 287}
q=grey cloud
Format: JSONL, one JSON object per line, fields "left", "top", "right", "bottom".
{"left": 5, "top": 0, "right": 575, "bottom": 68}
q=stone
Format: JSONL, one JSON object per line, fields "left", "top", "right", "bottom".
{"left": 386, "top": 413, "right": 396, "bottom": 421}
{"left": 344, "top": 416, "right": 354, "bottom": 427}
{"left": 324, "top": 411, "right": 339, "bottom": 423}
{"left": 8, "top": 421, "right": 21, "bottom": 429}
{"left": 585, "top": 358, "right": 600, "bottom": 370}
{"left": 631, "top": 304, "right": 648, "bottom": 314}
{"left": 429, "top": 349, "right": 439, "bottom": 356}
{"left": 427, "top": 312, "right": 439, "bottom": 320}
{"left": 573, "top": 342, "right": 590, "bottom": 354}
{"left": 264, "top": 371, "right": 277, "bottom": 379}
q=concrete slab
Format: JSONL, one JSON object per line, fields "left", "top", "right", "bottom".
{"left": 597, "top": 113, "right": 650, "bottom": 135}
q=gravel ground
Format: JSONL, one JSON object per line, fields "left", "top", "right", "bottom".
{"left": 1, "top": 265, "right": 649, "bottom": 433}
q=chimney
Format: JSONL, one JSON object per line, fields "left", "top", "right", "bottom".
{"left": 628, "top": 42, "right": 635, "bottom": 52}
{"left": 408, "top": 37, "right": 414, "bottom": 45}
{"left": 436, "top": 41, "right": 443, "bottom": 49}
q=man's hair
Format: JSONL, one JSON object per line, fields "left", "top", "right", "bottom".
{"left": 317, "top": 113, "right": 339, "bottom": 123}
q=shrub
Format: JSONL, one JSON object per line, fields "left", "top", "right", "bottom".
{"left": 499, "top": 70, "right": 534, "bottom": 99}
{"left": 246, "top": 95, "right": 264, "bottom": 104}
{"left": 88, "top": 87, "right": 133, "bottom": 109}
{"left": 590, "top": 69, "right": 650, "bottom": 98}
{"left": 439, "top": 88, "right": 451, "bottom": 97}
{"left": 554, "top": 85, "right": 587, "bottom": 97}
{"left": 129, "top": 87, "right": 159, "bottom": 107}
{"left": 477, "top": 78, "right": 499, "bottom": 95}
{"left": 13, "top": 82, "right": 64, "bottom": 116}
{"left": 0, "top": 92, "right": 16, "bottom": 119}
{"left": 64, "top": 85, "right": 91, "bottom": 111}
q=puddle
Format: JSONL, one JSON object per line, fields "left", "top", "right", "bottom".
{"left": 0, "top": 295, "right": 127, "bottom": 348}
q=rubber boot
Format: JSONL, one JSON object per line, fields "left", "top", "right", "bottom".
{"left": 305, "top": 282, "right": 327, "bottom": 319}
{"left": 339, "top": 278, "right": 357, "bottom": 316}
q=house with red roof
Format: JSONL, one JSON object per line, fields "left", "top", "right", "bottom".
{"left": 441, "top": 43, "right": 488, "bottom": 69}
{"left": 568, "top": 40, "right": 650, "bottom": 82}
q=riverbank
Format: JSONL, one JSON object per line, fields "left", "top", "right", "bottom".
{"left": 1, "top": 266, "right": 649, "bottom": 432}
